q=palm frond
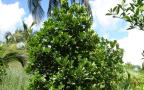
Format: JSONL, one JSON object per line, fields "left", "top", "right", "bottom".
{"left": 27, "top": 0, "right": 92, "bottom": 23}
{"left": 5, "top": 32, "right": 12, "bottom": 40}
{"left": 70, "top": 0, "right": 75, "bottom": 4}
{"left": 22, "top": 21, "right": 28, "bottom": 31}
{"left": 28, "top": 0, "right": 44, "bottom": 23}
{"left": 15, "top": 55, "right": 27, "bottom": 67}
{"left": 28, "top": 0, "right": 33, "bottom": 12}
{"left": 2, "top": 52, "right": 27, "bottom": 67}
{"left": 30, "top": 22, "right": 35, "bottom": 28}
{"left": 22, "top": 21, "right": 29, "bottom": 41}
{"left": 5, "top": 32, "right": 16, "bottom": 44}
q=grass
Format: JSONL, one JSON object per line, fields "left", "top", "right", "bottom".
{"left": 125, "top": 65, "right": 144, "bottom": 90}
{"left": 0, "top": 61, "right": 29, "bottom": 90}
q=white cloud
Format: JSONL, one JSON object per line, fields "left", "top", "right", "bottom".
{"left": 118, "top": 29, "right": 144, "bottom": 66}
{"left": 90, "top": 0, "right": 120, "bottom": 27}
{"left": 0, "top": 0, "right": 24, "bottom": 40}
{"left": 24, "top": 14, "right": 41, "bottom": 33}
{"left": 90, "top": 0, "right": 143, "bottom": 66}
{"left": 24, "top": 14, "right": 33, "bottom": 27}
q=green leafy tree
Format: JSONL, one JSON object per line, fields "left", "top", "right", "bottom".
{"left": 106, "top": 0, "right": 144, "bottom": 30}
{"left": 27, "top": 0, "right": 91, "bottom": 23}
{"left": 27, "top": 2, "right": 124, "bottom": 90}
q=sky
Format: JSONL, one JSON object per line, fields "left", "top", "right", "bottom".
{"left": 0, "top": 0, "right": 144, "bottom": 66}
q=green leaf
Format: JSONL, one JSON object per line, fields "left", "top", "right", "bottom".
{"left": 130, "top": 3, "right": 135, "bottom": 10}
{"left": 116, "top": 6, "right": 120, "bottom": 14}
{"left": 134, "top": 6, "right": 140, "bottom": 16}
{"left": 113, "top": 6, "right": 117, "bottom": 12}
{"left": 123, "top": 15, "right": 131, "bottom": 21}
{"left": 106, "top": 13, "right": 112, "bottom": 16}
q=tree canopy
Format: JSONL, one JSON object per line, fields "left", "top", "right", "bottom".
{"left": 27, "top": 2, "right": 124, "bottom": 90}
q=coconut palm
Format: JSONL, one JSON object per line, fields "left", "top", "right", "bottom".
{"left": 4, "top": 21, "right": 34, "bottom": 47}
{"left": 5, "top": 32, "right": 16, "bottom": 44}
{"left": 1, "top": 22, "right": 33, "bottom": 68}
{"left": 27, "top": 0, "right": 91, "bottom": 23}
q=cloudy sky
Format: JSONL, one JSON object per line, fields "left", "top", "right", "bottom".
{"left": 0, "top": 0, "right": 144, "bottom": 66}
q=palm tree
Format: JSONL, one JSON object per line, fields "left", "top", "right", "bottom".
{"left": 27, "top": 0, "right": 91, "bottom": 23}
{"left": 1, "top": 22, "right": 33, "bottom": 69}
{"left": 4, "top": 21, "right": 34, "bottom": 48}
{"left": 5, "top": 32, "right": 16, "bottom": 44}
{"left": 0, "top": 22, "right": 33, "bottom": 80}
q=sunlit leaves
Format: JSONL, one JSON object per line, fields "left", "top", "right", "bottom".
{"left": 106, "top": 0, "right": 144, "bottom": 30}
{"left": 27, "top": 3, "right": 124, "bottom": 90}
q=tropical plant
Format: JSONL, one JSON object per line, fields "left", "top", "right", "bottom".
{"left": 0, "top": 46, "right": 27, "bottom": 82}
{"left": 0, "top": 22, "right": 32, "bottom": 82}
{"left": 27, "top": 2, "right": 124, "bottom": 90}
{"left": 106, "top": 0, "right": 144, "bottom": 30}
{"left": 5, "top": 32, "right": 16, "bottom": 44}
{"left": 4, "top": 21, "right": 34, "bottom": 50}
{"left": 27, "top": 0, "right": 91, "bottom": 23}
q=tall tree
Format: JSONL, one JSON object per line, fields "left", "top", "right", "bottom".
{"left": 27, "top": 0, "right": 91, "bottom": 23}
{"left": 26, "top": 3, "right": 124, "bottom": 90}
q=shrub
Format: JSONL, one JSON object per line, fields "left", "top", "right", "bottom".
{"left": 27, "top": 2, "right": 124, "bottom": 90}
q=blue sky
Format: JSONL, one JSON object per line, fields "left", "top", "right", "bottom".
{"left": 1, "top": 0, "right": 48, "bottom": 18}
{"left": 0, "top": 0, "right": 128, "bottom": 39}
{"left": 1, "top": 0, "right": 128, "bottom": 40}
{"left": 0, "top": 0, "right": 144, "bottom": 66}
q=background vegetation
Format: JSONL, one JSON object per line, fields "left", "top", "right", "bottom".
{"left": 0, "top": 0, "right": 144, "bottom": 90}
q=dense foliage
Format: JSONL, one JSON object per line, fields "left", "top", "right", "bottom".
{"left": 27, "top": 3, "right": 124, "bottom": 90}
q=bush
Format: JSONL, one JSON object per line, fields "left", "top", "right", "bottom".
{"left": 27, "top": 3, "right": 124, "bottom": 90}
